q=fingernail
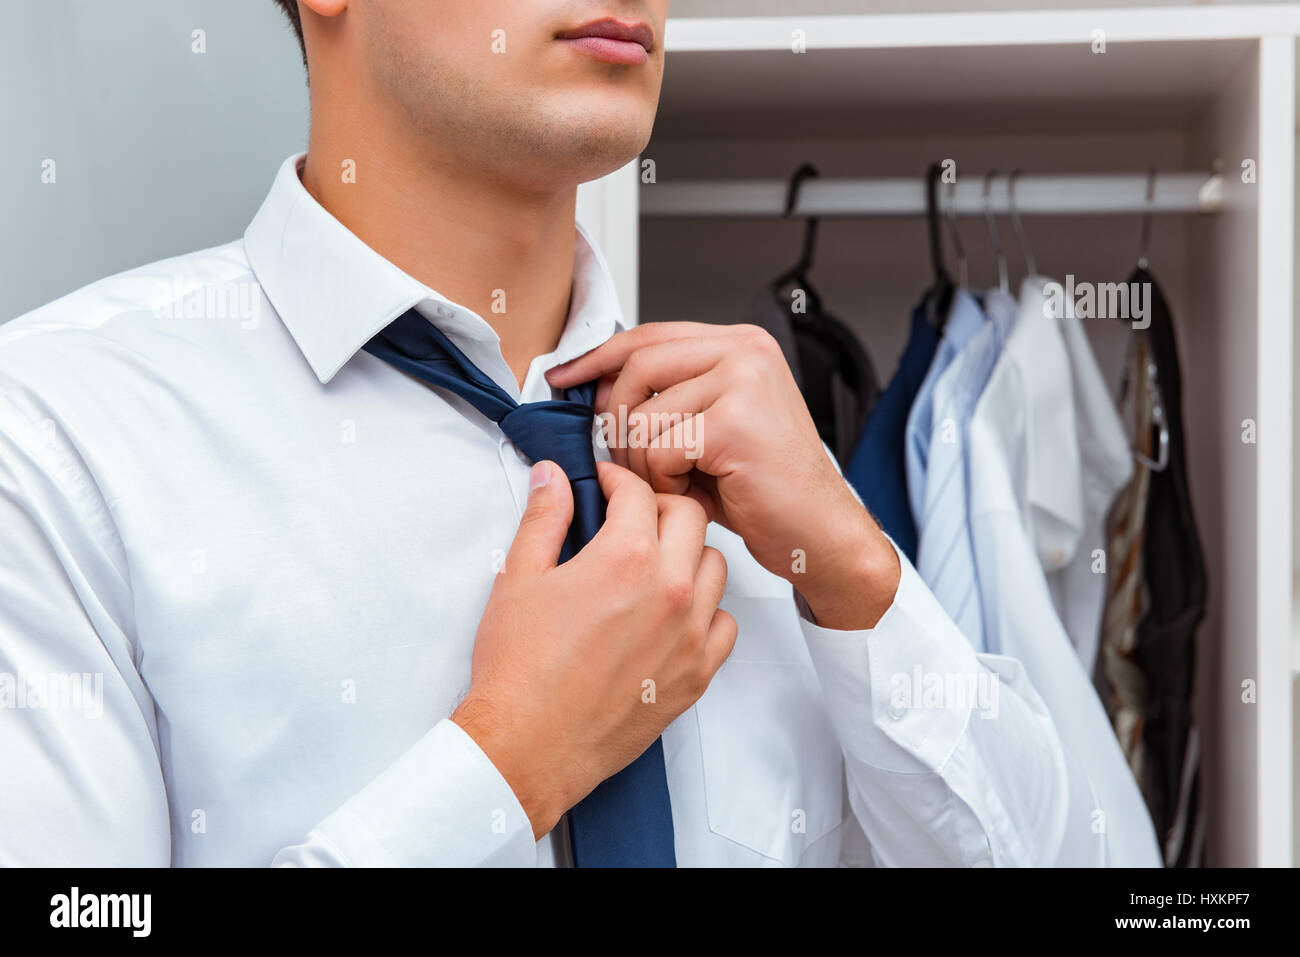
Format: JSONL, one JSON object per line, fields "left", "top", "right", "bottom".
{"left": 529, "top": 462, "right": 552, "bottom": 491}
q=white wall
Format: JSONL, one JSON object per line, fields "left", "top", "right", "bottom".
{"left": 0, "top": 0, "right": 309, "bottom": 322}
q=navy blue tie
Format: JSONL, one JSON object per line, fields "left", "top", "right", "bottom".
{"left": 363, "top": 308, "right": 677, "bottom": 867}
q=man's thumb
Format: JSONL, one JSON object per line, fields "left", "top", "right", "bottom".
{"left": 505, "top": 461, "right": 574, "bottom": 576}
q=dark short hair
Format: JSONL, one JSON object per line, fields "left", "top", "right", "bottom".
{"left": 272, "top": 0, "right": 307, "bottom": 68}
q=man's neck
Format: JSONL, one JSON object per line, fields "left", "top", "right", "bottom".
{"left": 300, "top": 130, "right": 577, "bottom": 390}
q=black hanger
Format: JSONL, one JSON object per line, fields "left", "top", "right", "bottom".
{"left": 924, "top": 163, "right": 955, "bottom": 330}
{"left": 772, "top": 163, "right": 824, "bottom": 316}
{"left": 945, "top": 178, "right": 968, "bottom": 288}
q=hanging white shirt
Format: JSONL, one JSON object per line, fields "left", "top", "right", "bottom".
{"left": 1, "top": 153, "right": 1084, "bottom": 867}
{"left": 967, "top": 276, "right": 1160, "bottom": 865}
{"left": 1047, "top": 305, "right": 1134, "bottom": 675}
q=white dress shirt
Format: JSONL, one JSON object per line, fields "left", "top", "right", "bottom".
{"left": 1047, "top": 308, "right": 1134, "bottom": 675}
{"left": 967, "top": 276, "right": 1160, "bottom": 865}
{"left": 1, "top": 154, "right": 1080, "bottom": 867}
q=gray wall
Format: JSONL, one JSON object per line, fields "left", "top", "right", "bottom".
{"left": 0, "top": 0, "right": 308, "bottom": 321}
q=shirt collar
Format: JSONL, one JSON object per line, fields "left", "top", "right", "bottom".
{"left": 244, "top": 153, "right": 622, "bottom": 387}
{"left": 942, "top": 288, "right": 985, "bottom": 352}
{"left": 982, "top": 287, "right": 1018, "bottom": 341}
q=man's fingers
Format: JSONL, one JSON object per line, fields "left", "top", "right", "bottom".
{"left": 692, "top": 545, "right": 728, "bottom": 621}
{"left": 594, "top": 341, "right": 725, "bottom": 472}
{"left": 591, "top": 460, "right": 660, "bottom": 545}
{"left": 701, "top": 608, "right": 738, "bottom": 678}
{"left": 504, "top": 461, "right": 574, "bottom": 577}
{"left": 547, "top": 322, "right": 735, "bottom": 388}
{"left": 607, "top": 351, "right": 720, "bottom": 476}
{"left": 602, "top": 337, "right": 728, "bottom": 418}
{"left": 655, "top": 493, "right": 709, "bottom": 577}
{"left": 624, "top": 377, "right": 721, "bottom": 485}
{"left": 633, "top": 409, "right": 730, "bottom": 496}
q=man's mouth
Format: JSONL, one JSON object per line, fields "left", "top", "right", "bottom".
{"left": 556, "top": 18, "right": 654, "bottom": 66}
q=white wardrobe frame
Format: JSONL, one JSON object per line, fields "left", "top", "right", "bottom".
{"left": 578, "top": 4, "right": 1299, "bottom": 866}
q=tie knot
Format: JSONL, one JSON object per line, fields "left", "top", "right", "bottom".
{"left": 499, "top": 400, "right": 599, "bottom": 483}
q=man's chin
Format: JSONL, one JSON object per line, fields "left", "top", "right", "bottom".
{"left": 556, "top": 114, "right": 654, "bottom": 184}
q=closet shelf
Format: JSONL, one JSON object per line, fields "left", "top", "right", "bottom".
{"left": 663, "top": 7, "right": 1300, "bottom": 52}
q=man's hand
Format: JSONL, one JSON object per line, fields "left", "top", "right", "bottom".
{"left": 452, "top": 460, "right": 736, "bottom": 839}
{"left": 547, "top": 322, "right": 900, "bottom": 631}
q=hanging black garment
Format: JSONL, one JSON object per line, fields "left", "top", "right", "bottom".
{"left": 792, "top": 294, "right": 880, "bottom": 464}
{"left": 734, "top": 281, "right": 879, "bottom": 463}
{"left": 758, "top": 163, "right": 880, "bottom": 462}
{"left": 1131, "top": 266, "right": 1208, "bottom": 866}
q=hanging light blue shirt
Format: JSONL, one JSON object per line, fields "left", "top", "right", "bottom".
{"left": 904, "top": 289, "right": 987, "bottom": 524}
{"left": 906, "top": 289, "right": 1015, "bottom": 652}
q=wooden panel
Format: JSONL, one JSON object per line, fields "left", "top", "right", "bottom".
{"left": 1185, "top": 44, "right": 1262, "bottom": 866}
{"left": 1255, "top": 33, "right": 1296, "bottom": 867}
{"left": 577, "top": 160, "right": 641, "bottom": 326}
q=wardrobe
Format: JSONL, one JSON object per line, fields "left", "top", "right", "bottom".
{"left": 576, "top": 4, "right": 1299, "bottom": 866}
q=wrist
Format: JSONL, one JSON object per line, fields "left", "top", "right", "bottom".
{"left": 450, "top": 693, "right": 568, "bottom": 840}
{"left": 792, "top": 511, "right": 901, "bottom": 631}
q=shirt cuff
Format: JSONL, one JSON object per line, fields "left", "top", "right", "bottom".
{"left": 310, "top": 718, "right": 538, "bottom": 867}
{"left": 796, "top": 539, "right": 982, "bottom": 773}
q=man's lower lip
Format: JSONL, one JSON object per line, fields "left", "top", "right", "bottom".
{"left": 560, "top": 36, "right": 649, "bottom": 66}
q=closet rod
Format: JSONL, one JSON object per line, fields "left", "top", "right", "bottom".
{"left": 640, "top": 172, "right": 1224, "bottom": 218}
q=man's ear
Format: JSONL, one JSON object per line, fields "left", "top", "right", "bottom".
{"left": 300, "top": 0, "right": 347, "bottom": 16}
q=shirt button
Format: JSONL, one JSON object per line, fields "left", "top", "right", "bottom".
{"left": 1047, "top": 547, "right": 1065, "bottom": 567}
{"left": 888, "top": 700, "right": 906, "bottom": 720}
{"left": 437, "top": 305, "right": 454, "bottom": 319}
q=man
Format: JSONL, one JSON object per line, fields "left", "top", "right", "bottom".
{"left": 0, "top": 0, "right": 1089, "bottom": 867}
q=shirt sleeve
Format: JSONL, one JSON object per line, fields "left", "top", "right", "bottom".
{"left": 0, "top": 388, "right": 537, "bottom": 867}
{"left": 796, "top": 539, "right": 1079, "bottom": 866}
{"left": 0, "top": 390, "right": 171, "bottom": 866}
{"left": 271, "top": 719, "right": 537, "bottom": 866}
